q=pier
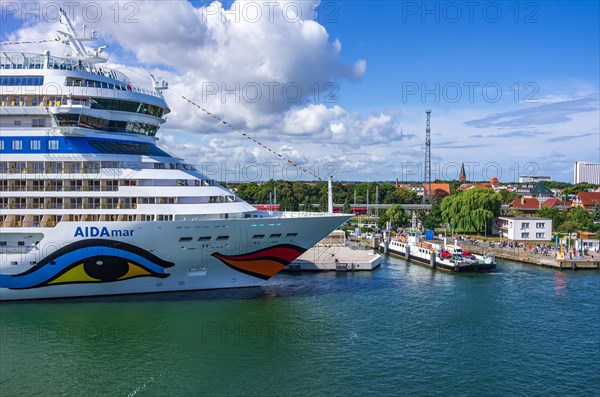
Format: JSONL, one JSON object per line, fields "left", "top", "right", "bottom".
{"left": 287, "top": 231, "right": 381, "bottom": 272}
{"left": 461, "top": 241, "right": 600, "bottom": 270}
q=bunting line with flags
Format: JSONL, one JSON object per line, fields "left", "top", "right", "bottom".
{"left": 176, "top": 92, "right": 321, "bottom": 181}
{"left": 0, "top": 36, "right": 61, "bottom": 46}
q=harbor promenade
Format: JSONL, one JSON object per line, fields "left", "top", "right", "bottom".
{"left": 461, "top": 240, "right": 600, "bottom": 270}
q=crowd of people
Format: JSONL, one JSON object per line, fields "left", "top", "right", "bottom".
{"left": 459, "top": 235, "right": 599, "bottom": 259}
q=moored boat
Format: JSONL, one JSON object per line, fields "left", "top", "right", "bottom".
{"left": 381, "top": 230, "right": 496, "bottom": 272}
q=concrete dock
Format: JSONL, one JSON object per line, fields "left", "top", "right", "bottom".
{"left": 461, "top": 241, "right": 600, "bottom": 270}
{"left": 287, "top": 231, "right": 381, "bottom": 272}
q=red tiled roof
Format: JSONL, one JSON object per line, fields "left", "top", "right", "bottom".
{"left": 542, "top": 198, "right": 564, "bottom": 208}
{"left": 574, "top": 192, "right": 600, "bottom": 206}
{"left": 423, "top": 183, "right": 450, "bottom": 195}
{"left": 510, "top": 197, "right": 540, "bottom": 209}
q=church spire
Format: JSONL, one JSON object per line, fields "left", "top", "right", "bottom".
{"left": 459, "top": 163, "right": 467, "bottom": 182}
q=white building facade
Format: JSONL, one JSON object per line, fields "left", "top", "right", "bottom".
{"left": 574, "top": 162, "right": 600, "bottom": 184}
{"left": 498, "top": 217, "right": 553, "bottom": 241}
{"left": 519, "top": 176, "right": 551, "bottom": 183}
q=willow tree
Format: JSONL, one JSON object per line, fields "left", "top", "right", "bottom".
{"left": 440, "top": 188, "right": 501, "bottom": 233}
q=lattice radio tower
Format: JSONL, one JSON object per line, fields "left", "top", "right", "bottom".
{"left": 424, "top": 110, "right": 432, "bottom": 204}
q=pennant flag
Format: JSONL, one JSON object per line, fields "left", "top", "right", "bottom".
{"left": 174, "top": 91, "right": 321, "bottom": 180}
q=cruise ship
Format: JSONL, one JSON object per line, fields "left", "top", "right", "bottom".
{"left": 0, "top": 10, "right": 350, "bottom": 301}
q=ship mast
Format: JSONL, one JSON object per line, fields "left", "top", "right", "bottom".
{"left": 57, "top": 7, "right": 107, "bottom": 63}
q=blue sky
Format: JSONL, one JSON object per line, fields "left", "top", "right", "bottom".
{"left": 2, "top": 1, "right": 599, "bottom": 182}
{"left": 326, "top": 1, "right": 599, "bottom": 111}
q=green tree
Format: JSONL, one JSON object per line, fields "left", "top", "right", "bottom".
{"left": 301, "top": 197, "right": 313, "bottom": 212}
{"left": 535, "top": 207, "right": 566, "bottom": 231}
{"left": 558, "top": 220, "right": 580, "bottom": 234}
{"left": 391, "top": 188, "right": 419, "bottom": 204}
{"left": 498, "top": 189, "right": 518, "bottom": 204}
{"left": 432, "top": 189, "right": 449, "bottom": 203}
{"left": 421, "top": 203, "right": 442, "bottom": 230}
{"left": 544, "top": 181, "right": 571, "bottom": 190}
{"left": 563, "top": 183, "right": 599, "bottom": 196}
{"left": 440, "top": 188, "right": 501, "bottom": 233}
{"left": 343, "top": 198, "right": 351, "bottom": 214}
{"left": 593, "top": 203, "right": 600, "bottom": 223}
{"left": 567, "top": 206, "right": 594, "bottom": 231}
{"left": 378, "top": 204, "right": 409, "bottom": 228}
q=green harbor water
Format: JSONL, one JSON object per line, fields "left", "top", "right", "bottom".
{"left": 1, "top": 256, "right": 599, "bottom": 396}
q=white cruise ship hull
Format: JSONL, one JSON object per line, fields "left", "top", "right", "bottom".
{"left": 0, "top": 214, "right": 349, "bottom": 300}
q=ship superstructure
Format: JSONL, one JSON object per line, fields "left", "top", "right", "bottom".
{"left": 0, "top": 10, "right": 350, "bottom": 300}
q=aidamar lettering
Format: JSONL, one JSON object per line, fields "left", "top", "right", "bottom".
{"left": 74, "top": 226, "right": 135, "bottom": 238}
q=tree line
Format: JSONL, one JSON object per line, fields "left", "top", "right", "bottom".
{"left": 227, "top": 180, "right": 600, "bottom": 236}
{"left": 226, "top": 180, "right": 425, "bottom": 211}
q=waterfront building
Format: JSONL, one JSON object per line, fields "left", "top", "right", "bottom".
{"left": 498, "top": 216, "right": 552, "bottom": 241}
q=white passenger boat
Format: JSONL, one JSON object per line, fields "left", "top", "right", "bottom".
{"left": 382, "top": 231, "right": 496, "bottom": 272}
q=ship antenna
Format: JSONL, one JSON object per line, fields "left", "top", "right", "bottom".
{"left": 57, "top": 7, "right": 107, "bottom": 63}
{"left": 150, "top": 73, "right": 169, "bottom": 91}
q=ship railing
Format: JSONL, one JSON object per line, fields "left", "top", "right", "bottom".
{"left": 2, "top": 203, "right": 140, "bottom": 210}
{"left": 1, "top": 167, "right": 104, "bottom": 174}
{"left": 263, "top": 211, "right": 344, "bottom": 218}
{"left": 0, "top": 186, "right": 120, "bottom": 193}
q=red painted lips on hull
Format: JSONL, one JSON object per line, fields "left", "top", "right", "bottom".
{"left": 212, "top": 244, "right": 306, "bottom": 280}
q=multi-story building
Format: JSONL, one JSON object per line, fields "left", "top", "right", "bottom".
{"left": 519, "top": 176, "right": 551, "bottom": 183}
{"left": 498, "top": 217, "right": 552, "bottom": 241}
{"left": 574, "top": 162, "right": 600, "bottom": 184}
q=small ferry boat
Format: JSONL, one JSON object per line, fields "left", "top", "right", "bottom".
{"left": 381, "top": 230, "right": 496, "bottom": 272}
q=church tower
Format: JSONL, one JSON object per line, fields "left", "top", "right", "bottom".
{"left": 459, "top": 163, "right": 467, "bottom": 182}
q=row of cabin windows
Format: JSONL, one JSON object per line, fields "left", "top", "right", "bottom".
{"left": 90, "top": 97, "right": 165, "bottom": 118}
{"left": 6, "top": 119, "right": 47, "bottom": 127}
{"left": 0, "top": 139, "right": 59, "bottom": 151}
{"left": 0, "top": 214, "right": 171, "bottom": 228}
{"left": 253, "top": 233, "right": 284, "bottom": 239}
{"left": 0, "top": 161, "right": 121, "bottom": 173}
{"left": 0, "top": 161, "right": 200, "bottom": 173}
{"left": 0, "top": 196, "right": 228, "bottom": 208}
{"left": 56, "top": 114, "right": 159, "bottom": 137}
{"left": 0, "top": 180, "right": 222, "bottom": 195}
{"left": 178, "top": 233, "right": 295, "bottom": 243}
{"left": 1, "top": 95, "right": 62, "bottom": 107}
{"left": 1, "top": 195, "right": 236, "bottom": 208}
{"left": 0, "top": 76, "right": 44, "bottom": 86}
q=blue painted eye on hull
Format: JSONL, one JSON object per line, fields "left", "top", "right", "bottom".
{"left": 0, "top": 239, "right": 174, "bottom": 290}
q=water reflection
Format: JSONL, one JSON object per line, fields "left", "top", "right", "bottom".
{"left": 554, "top": 271, "right": 567, "bottom": 296}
